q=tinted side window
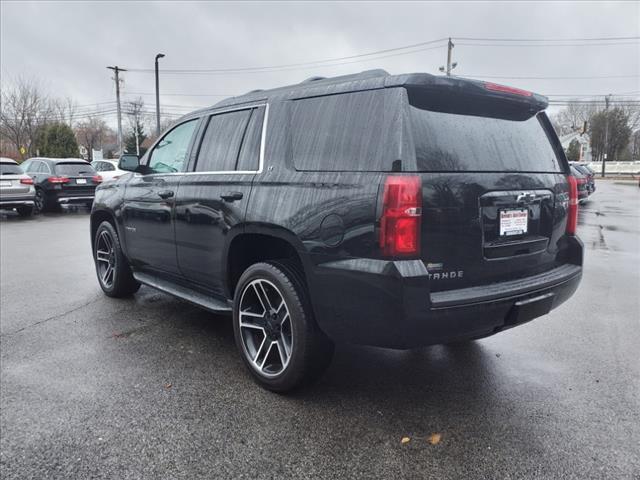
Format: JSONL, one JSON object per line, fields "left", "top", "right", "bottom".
{"left": 195, "top": 109, "right": 252, "bottom": 172}
{"left": 103, "top": 162, "right": 115, "bottom": 171}
{"left": 290, "top": 90, "right": 397, "bottom": 172}
{"left": 93, "top": 162, "right": 103, "bottom": 172}
{"left": 236, "top": 107, "right": 265, "bottom": 172}
{"left": 148, "top": 119, "right": 198, "bottom": 174}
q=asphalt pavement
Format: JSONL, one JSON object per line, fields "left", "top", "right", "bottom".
{"left": 1, "top": 181, "right": 639, "bottom": 479}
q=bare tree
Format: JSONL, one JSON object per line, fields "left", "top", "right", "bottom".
{"left": 554, "top": 100, "right": 600, "bottom": 134}
{"left": 0, "top": 77, "right": 54, "bottom": 159}
{"left": 53, "top": 97, "right": 79, "bottom": 127}
{"left": 75, "top": 117, "right": 111, "bottom": 161}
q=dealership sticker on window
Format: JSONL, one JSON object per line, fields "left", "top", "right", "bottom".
{"left": 500, "top": 209, "right": 528, "bottom": 236}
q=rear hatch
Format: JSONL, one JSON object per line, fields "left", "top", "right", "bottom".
{"left": 403, "top": 80, "right": 570, "bottom": 292}
{"left": 0, "top": 162, "right": 31, "bottom": 196}
{"left": 54, "top": 162, "right": 100, "bottom": 196}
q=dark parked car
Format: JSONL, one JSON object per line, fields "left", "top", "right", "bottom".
{"left": 90, "top": 70, "right": 583, "bottom": 391}
{"left": 570, "top": 162, "right": 595, "bottom": 195}
{"left": 570, "top": 165, "right": 589, "bottom": 203}
{"left": 21, "top": 158, "right": 102, "bottom": 213}
{"left": 0, "top": 157, "right": 35, "bottom": 217}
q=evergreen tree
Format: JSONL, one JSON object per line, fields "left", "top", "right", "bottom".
{"left": 565, "top": 138, "right": 581, "bottom": 162}
{"left": 34, "top": 122, "right": 79, "bottom": 157}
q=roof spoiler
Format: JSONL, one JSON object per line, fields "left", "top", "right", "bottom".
{"left": 391, "top": 74, "right": 548, "bottom": 120}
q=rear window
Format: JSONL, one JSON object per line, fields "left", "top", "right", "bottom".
{"left": 290, "top": 90, "right": 399, "bottom": 172}
{"left": 55, "top": 163, "right": 95, "bottom": 176}
{"left": 409, "top": 107, "right": 563, "bottom": 173}
{"left": 0, "top": 163, "right": 22, "bottom": 175}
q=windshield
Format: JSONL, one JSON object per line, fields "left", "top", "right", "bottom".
{"left": 0, "top": 163, "right": 23, "bottom": 175}
{"left": 55, "top": 163, "right": 95, "bottom": 176}
{"left": 409, "top": 107, "right": 563, "bottom": 173}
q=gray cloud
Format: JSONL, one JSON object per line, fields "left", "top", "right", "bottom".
{"left": 1, "top": 0, "right": 638, "bottom": 123}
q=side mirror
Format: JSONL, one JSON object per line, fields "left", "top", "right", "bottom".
{"left": 119, "top": 154, "right": 139, "bottom": 172}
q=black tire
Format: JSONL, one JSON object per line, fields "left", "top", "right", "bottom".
{"left": 16, "top": 206, "right": 33, "bottom": 217}
{"left": 93, "top": 220, "right": 140, "bottom": 297}
{"left": 233, "top": 261, "right": 334, "bottom": 392}
{"left": 33, "top": 188, "right": 45, "bottom": 214}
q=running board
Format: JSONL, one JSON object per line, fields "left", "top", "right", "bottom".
{"left": 133, "top": 272, "right": 232, "bottom": 314}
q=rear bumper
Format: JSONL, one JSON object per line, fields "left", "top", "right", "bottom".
{"left": 0, "top": 196, "right": 35, "bottom": 209}
{"left": 56, "top": 195, "right": 94, "bottom": 205}
{"left": 310, "top": 236, "right": 583, "bottom": 349}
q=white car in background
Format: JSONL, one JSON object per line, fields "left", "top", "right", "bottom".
{"left": 91, "top": 159, "right": 127, "bottom": 181}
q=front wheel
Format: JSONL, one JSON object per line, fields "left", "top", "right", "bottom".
{"left": 93, "top": 221, "right": 140, "bottom": 297}
{"left": 233, "top": 261, "right": 334, "bottom": 392}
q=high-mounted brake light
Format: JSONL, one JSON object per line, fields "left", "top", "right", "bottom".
{"left": 484, "top": 82, "right": 533, "bottom": 97}
{"left": 47, "top": 176, "right": 69, "bottom": 184}
{"left": 566, "top": 176, "right": 579, "bottom": 235}
{"left": 379, "top": 176, "right": 422, "bottom": 257}
{"left": 20, "top": 178, "right": 34, "bottom": 185}
{"left": 92, "top": 175, "right": 103, "bottom": 183}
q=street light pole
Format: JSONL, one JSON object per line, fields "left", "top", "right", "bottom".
{"left": 155, "top": 53, "right": 165, "bottom": 137}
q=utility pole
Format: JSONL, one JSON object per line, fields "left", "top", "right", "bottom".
{"left": 155, "top": 53, "right": 165, "bottom": 137}
{"left": 107, "top": 66, "right": 126, "bottom": 155}
{"left": 439, "top": 38, "right": 457, "bottom": 76}
{"left": 446, "top": 38, "right": 454, "bottom": 76}
{"left": 601, "top": 94, "right": 611, "bottom": 178}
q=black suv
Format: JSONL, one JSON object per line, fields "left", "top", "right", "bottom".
{"left": 21, "top": 157, "right": 101, "bottom": 213}
{"left": 90, "top": 70, "right": 583, "bottom": 391}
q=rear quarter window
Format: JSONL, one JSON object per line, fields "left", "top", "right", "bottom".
{"left": 409, "top": 107, "right": 563, "bottom": 173}
{"left": 290, "top": 89, "right": 402, "bottom": 172}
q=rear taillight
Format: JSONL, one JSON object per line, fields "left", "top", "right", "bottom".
{"left": 47, "top": 176, "right": 69, "bottom": 184}
{"left": 20, "top": 178, "right": 34, "bottom": 185}
{"left": 484, "top": 82, "right": 533, "bottom": 97}
{"left": 92, "top": 175, "right": 103, "bottom": 183}
{"left": 379, "top": 176, "right": 422, "bottom": 257}
{"left": 566, "top": 176, "right": 579, "bottom": 235}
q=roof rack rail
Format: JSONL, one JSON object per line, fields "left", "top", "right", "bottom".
{"left": 245, "top": 89, "right": 264, "bottom": 94}
{"left": 301, "top": 76, "right": 326, "bottom": 84}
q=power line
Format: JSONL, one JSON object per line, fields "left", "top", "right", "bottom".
{"left": 126, "top": 44, "right": 447, "bottom": 76}
{"left": 457, "top": 74, "right": 639, "bottom": 80}
{"left": 124, "top": 37, "right": 448, "bottom": 74}
{"left": 456, "top": 41, "right": 638, "bottom": 47}
{"left": 455, "top": 35, "right": 640, "bottom": 42}
{"left": 117, "top": 34, "right": 638, "bottom": 77}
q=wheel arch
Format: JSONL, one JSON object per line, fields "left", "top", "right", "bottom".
{"left": 90, "top": 209, "right": 121, "bottom": 252}
{"left": 224, "top": 224, "right": 314, "bottom": 301}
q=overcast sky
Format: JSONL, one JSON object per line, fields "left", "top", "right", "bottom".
{"left": 1, "top": 0, "right": 638, "bottom": 125}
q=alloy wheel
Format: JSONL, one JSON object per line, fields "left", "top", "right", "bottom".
{"left": 238, "top": 279, "right": 293, "bottom": 377}
{"left": 95, "top": 230, "right": 116, "bottom": 288}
